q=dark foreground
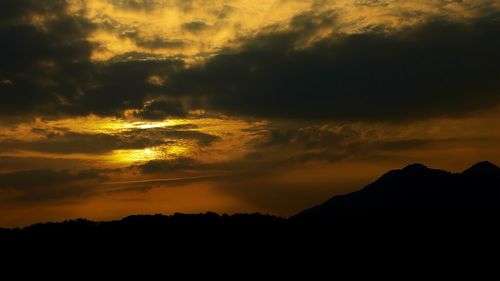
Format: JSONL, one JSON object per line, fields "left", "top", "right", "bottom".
{"left": 1, "top": 161, "right": 499, "bottom": 280}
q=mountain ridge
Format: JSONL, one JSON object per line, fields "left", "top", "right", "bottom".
{"left": 294, "top": 161, "right": 500, "bottom": 218}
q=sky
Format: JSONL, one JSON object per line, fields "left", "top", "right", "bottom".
{"left": 1, "top": 0, "right": 499, "bottom": 227}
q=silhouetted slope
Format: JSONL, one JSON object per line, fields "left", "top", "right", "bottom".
{"left": 295, "top": 161, "right": 500, "bottom": 218}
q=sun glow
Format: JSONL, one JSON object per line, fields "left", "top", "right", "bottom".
{"left": 108, "top": 148, "right": 160, "bottom": 165}
{"left": 144, "top": 148, "right": 154, "bottom": 157}
{"left": 105, "top": 144, "right": 193, "bottom": 166}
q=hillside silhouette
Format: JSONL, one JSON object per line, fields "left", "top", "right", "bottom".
{"left": 296, "top": 161, "right": 500, "bottom": 219}
{"left": 1, "top": 161, "right": 499, "bottom": 279}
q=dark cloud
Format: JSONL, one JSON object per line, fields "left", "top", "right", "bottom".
{"left": 125, "top": 127, "right": 221, "bottom": 146}
{"left": 254, "top": 126, "right": 358, "bottom": 149}
{"left": 215, "top": 5, "right": 235, "bottom": 19}
{"left": 182, "top": 21, "right": 209, "bottom": 34}
{"left": 374, "top": 137, "right": 500, "bottom": 151}
{"left": 354, "top": 0, "right": 389, "bottom": 8}
{"left": 244, "top": 125, "right": 364, "bottom": 164}
{"left": 0, "top": 132, "right": 168, "bottom": 154}
{"left": 79, "top": 59, "right": 184, "bottom": 117}
{"left": 109, "top": 0, "right": 161, "bottom": 11}
{"left": 121, "top": 30, "right": 186, "bottom": 49}
{"left": 0, "top": 0, "right": 96, "bottom": 120}
{"left": 138, "top": 157, "right": 197, "bottom": 174}
{"left": 164, "top": 130, "right": 220, "bottom": 146}
{"left": 0, "top": 126, "right": 219, "bottom": 154}
{"left": 132, "top": 99, "right": 188, "bottom": 120}
{"left": 0, "top": 0, "right": 68, "bottom": 24}
{"left": 106, "top": 51, "right": 171, "bottom": 63}
{"left": 163, "top": 12, "right": 500, "bottom": 122}
{"left": 0, "top": 0, "right": 185, "bottom": 121}
{"left": 135, "top": 37, "right": 186, "bottom": 49}
{"left": 0, "top": 156, "right": 90, "bottom": 172}
{"left": 0, "top": 169, "right": 105, "bottom": 203}
{"left": 109, "top": 0, "right": 195, "bottom": 13}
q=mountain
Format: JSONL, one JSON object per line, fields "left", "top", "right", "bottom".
{"left": 295, "top": 161, "right": 500, "bottom": 219}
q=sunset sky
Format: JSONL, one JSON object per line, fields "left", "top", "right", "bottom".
{"left": 1, "top": 0, "right": 499, "bottom": 227}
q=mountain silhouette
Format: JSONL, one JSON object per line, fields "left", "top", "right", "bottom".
{"left": 295, "top": 161, "right": 500, "bottom": 219}
{"left": 0, "top": 161, "right": 499, "bottom": 280}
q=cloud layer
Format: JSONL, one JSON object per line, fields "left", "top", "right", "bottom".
{"left": 165, "top": 13, "right": 500, "bottom": 122}
{"left": 1, "top": 1, "right": 499, "bottom": 123}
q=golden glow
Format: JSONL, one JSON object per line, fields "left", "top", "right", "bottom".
{"left": 107, "top": 148, "right": 158, "bottom": 164}
{"left": 24, "top": 115, "right": 190, "bottom": 135}
{"left": 0, "top": 114, "right": 266, "bottom": 170}
{"left": 71, "top": 0, "right": 498, "bottom": 63}
{"left": 83, "top": 0, "right": 314, "bottom": 61}
{"left": 105, "top": 144, "right": 192, "bottom": 166}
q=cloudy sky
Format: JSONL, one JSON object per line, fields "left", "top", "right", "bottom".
{"left": 1, "top": 0, "right": 499, "bottom": 227}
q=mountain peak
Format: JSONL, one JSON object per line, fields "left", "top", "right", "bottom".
{"left": 463, "top": 161, "right": 499, "bottom": 174}
{"left": 402, "top": 163, "right": 429, "bottom": 172}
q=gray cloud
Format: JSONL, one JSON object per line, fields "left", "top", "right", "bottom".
{"left": 182, "top": 21, "right": 210, "bottom": 34}
{"left": 138, "top": 157, "right": 197, "bottom": 174}
{"left": 163, "top": 11, "right": 500, "bottom": 122}
{"left": 0, "top": 0, "right": 96, "bottom": 120}
{"left": 135, "top": 37, "right": 186, "bottom": 49}
{"left": 121, "top": 30, "right": 187, "bottom": 50}
{"left": 107, "top": 0, "right": 198, "bottom": 13}
{"left": 132, "top": 100, "right": 189, "bottom": 120}
{"left": 354, "top": 0, "right": 389, "bottom": 8}
{"left": 125, "top": 127, "right": 221, "bottom": 146}
{"left": 0, "top": 126, "right": 219, "bottom": 154}
{"left": 253, "top": 125, "right": 359, "bottom": 149}
{"left": 0, "top": 0, "right": 186, "bottom": 121}
{"left": 78, "top": 59, "right": 184, "bottom": 117}
{"left": 0, "top": 169, "right": 106, "bottom": 203}
{"left": 374, "top": 137, "right": 500, "bottom": 151}
{"left": 0, "top": 132, "right": 168, "bottom": 154}
{"left": 108, "top": 0, "right": 162, "bottom": 11}
{"left": 0, "top": 156, "right": 90, "bottom": 172}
